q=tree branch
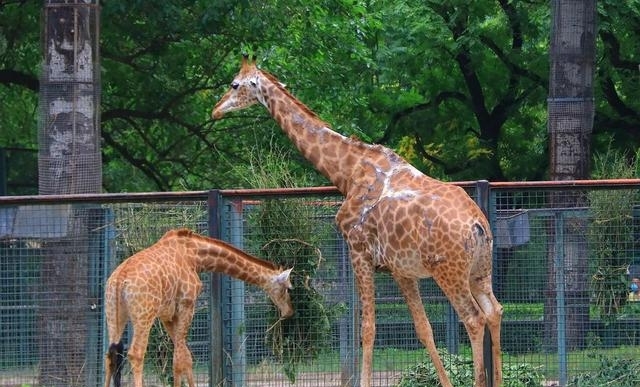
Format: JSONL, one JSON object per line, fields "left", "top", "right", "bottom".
{"left": 600, "top": 76, "right": 639, "bottom": 119}
{"left": 599, "top": 30, "right": 638, "bottom": 71}
{"left": 377, "top": 91, "right": 467, "bottom": 143}
{"left": 0, "top": 69, "right": 38, "bottom": 91}
{"left": 412, "top": 131, "right": 468, "bottom": 175}
{"left": 101, "top": 120, "right": 169, "bottom": 190}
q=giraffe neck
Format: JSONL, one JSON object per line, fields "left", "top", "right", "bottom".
{"left": 173, "top": 231, "right": 279, "bottom": 287}
{"left": 257, "top": 71, "right": 377, "bottom": 194}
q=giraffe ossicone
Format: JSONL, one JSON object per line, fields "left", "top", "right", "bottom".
{"left": 103, "top": 228, "right": 293, "bottom": 387}
{"left": 213, "top": 56, "right": 503, "bottom": 387}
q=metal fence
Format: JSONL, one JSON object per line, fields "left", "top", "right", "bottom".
{"left": 1, "top": 181, "right": 639, "bottom": 387}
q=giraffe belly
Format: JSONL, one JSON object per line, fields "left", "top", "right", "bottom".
{"left": 363, "top": 195, "right": 463, "bottom": 279}
{"left": 371, "top": 244, "right": 439, "bottom": 279}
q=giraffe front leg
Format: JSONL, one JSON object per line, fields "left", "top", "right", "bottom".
{"left": 337, "top": 200, "right": 378, "bottom": 387}
{"left": 350, "top": 250, "right": 376, "bottom": 387}
{"left": 172, "top": 341, "right": 194, "bottom": 387}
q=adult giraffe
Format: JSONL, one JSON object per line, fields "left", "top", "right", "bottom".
{"left": 212, "top": 55, "right": 502, "bottom": 387}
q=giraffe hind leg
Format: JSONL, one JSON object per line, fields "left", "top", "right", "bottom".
{"left": 432, "top": 268, "right": 489, "bottom": 387}
{"left": 470, "top": 221, "right": 503, "bottom": 386}
{"left": 394, "top": 275, "right": 453, "bottom": 387}
{"left": 471, "top": 278, "right": 503, "bottom": 386}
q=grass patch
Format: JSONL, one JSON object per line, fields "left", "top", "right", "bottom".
{"left": 248, "top": 345, "right": 640, "bottom": 382}
{"left": 376, "top": 302, "right": 640, "bottom": 323}
{"left": 375, "top": 302, "right": 546, "bottom": 322}
{"left": 396, "top": 349, "right": 544, "bottom": 387}
{"left": 507, "top": 345, "right": 640, "bottom": 379}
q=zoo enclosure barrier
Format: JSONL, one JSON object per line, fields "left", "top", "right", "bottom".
{"left": 0, "top": 180, "right": 639, "bottom": 387}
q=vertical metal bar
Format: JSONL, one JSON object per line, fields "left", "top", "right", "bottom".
{"left": 208, "top": 190, "right": 224, "bottom": 387}
{"left": 86, "top": 207, "right": 100, "bottom": 386}
{"left": 99, "top": 208, "right": 116, "bottom": 387}
{"left": 475, "top": 180, "right": 490, "bottom": 218}
{"left": 445, "top": 303, "right": 459, "bottom": 355}
{"left": 554, "top": 211, "right": 568, "bottom": 386}
{"left": 475, "top": 180, "right": 493, "bottom": 387}
{"left": 228, "top": 202, "right": 246, "bottom": 387}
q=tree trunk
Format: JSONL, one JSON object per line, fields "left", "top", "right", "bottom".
{"left": 545, "top": 0, "right": 596, "bottom": 352}
{"left": 38, "top": 2, "right": 100, "bottom": 386}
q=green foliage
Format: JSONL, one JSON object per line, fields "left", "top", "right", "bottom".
{"left": 394, "top": 350, "right": 544, "bottom": 387}
{"left": 567, "top": 353, "right": 640, "bottom": 387}
{"left": 114, "top": 203, "right": 207, "bottom": 257}
{"left": 239, "top": 145, "right": 345, "bottom": 383}
{"left": 2, "top": 0, "right": 640, "bottom": 190}
{"left": 367, "top": 1, "right": 549, "bottom": 181}
{"left": 0, "top": 1, "right": 39, "bottom": 149}
{"left": 622, "top": 299, "right": 640, "bottom": 318}
{"left": 588, "top": 147, "right": 640, "bottom": 319}
{"left": 229, "top": 138, "right": 320, "bottom": 189}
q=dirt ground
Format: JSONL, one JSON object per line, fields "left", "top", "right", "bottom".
{"left": 0, "top": 370, "right": 559, "bottom": 386}
{"left": 0, "top": 371, "right": 401, "bottom": 387}
{"left": 246, "top": 371, "right": 402, "bottom": 387}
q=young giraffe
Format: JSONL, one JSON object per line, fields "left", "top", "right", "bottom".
{"left": 103, "top": 228, "right": 293, "bottom": 387}
{"left": 212, "top": 56, "right": 503, "bottom": 387}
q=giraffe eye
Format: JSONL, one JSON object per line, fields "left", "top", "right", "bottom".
{"left": 231, "top": 82, "right": 239, "bottom": 90}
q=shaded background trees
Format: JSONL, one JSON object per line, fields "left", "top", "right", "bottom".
{"left": 0, "top": 0, "right": 639, "bottom": 190}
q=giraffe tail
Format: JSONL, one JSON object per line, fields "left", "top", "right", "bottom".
{"left": 108, "top": 340, "right": 125, "bottom": 387}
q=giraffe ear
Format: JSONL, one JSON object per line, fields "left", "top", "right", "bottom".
{"left": 274, "top": 268, "right": 293, "bottom": 288}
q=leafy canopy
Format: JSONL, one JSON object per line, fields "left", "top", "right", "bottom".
{"left": 1, "top": 1, "right": 640, "bottom": 192}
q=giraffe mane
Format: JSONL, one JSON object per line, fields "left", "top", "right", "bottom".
{"left": 265, "top": 70, "right": 386, "bottom": 151}
{"left": 167, "top": 228, "right": 281, "bottom": 271}
{"left": 259, "top": 69, "right": 379, "bottom": 154}
{"left": 259, "top": 70, "right": 331, "bottom": 127}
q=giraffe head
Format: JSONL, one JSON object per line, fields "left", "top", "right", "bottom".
{"left": 212, "top": 54, "right": 264, "bottom": 119}
{"left": 265, "top": 267, "right": 295, "bottom": 318}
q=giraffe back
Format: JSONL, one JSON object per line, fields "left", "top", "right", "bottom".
{"left": 104, "top": 234, "right": 202, "bottom": 341}
{"left": 340, "top": 166, "right": 492, "bottom": 280}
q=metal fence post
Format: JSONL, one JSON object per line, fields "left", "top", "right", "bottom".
{"left": 208, "top": 190, "right": 224, "bottom": 386}
{"left": 475, "top": 180, "right": 494, "bottom": 387}
{"left": 90, "top": 208, "right": 113, "bottom": 387}
{"left": 554, "top": 211, "right": 568, "bottom": 386}
{"left": 228, "top": 201, "right": 246, "bottom": 387}
{"left": 445, "top": 303, "right": 460, "bottom": 355}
